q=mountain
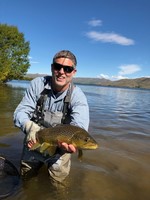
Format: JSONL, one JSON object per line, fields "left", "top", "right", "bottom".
{"left": 105, "top": 77, "right": 150, "bottom": 89}
{"left": 73, "top": 77, "right": 150, "bottom": 89}
{"left": 25, "top": 74, "right": 150, "bottom": 89}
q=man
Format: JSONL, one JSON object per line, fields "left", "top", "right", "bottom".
{"left": 14, "top": 50, "right": 89, "bottom": 182}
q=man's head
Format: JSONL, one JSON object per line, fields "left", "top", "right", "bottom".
{"left": 51, "top": 50, "right": 77, "bottom": 92}
{"left": 52, "top": 50, "right": 77, "bottom": 67}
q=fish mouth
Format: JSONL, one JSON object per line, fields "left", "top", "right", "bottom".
{"left": 82, "top": 143, "right": 99, "bottom": 150}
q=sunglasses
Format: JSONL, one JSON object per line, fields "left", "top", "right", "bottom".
{"left": 52, "top": 63, "right": 75, "bottom": 73}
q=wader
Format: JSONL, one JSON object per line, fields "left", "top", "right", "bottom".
{"left": 21, "top": 77, "right": 74, "bottom": 182}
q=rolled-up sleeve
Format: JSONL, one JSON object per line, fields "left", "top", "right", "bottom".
{"left": 70, "top": 87, "right": 89, "bottom": 131}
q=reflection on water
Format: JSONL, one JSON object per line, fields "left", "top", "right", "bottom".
{"left": 0, "top": 84, "right": 25, "bottom": 136}
{"left": 6, "top": 80, "right": 30, "bottom": 89}
{"left": 0, "top": 81, "right": 150, "bottom": 200}
{"left": 82, "top": 85, "right": 150, "bottom": 137}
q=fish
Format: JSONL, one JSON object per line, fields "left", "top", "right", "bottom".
{"left": 30, "top": 124, "right": 98, "bottom": 160}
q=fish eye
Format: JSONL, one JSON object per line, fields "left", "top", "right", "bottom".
{"left": 85, "top": 137, "right": 90, "bottom": 142}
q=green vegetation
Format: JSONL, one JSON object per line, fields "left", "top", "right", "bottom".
{"left": 0, "top": 24, "right": 30, "bottom": 83}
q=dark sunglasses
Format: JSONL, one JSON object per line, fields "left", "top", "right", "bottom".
{"left": 52, "top": 63, "right": 75, "bottom": 73}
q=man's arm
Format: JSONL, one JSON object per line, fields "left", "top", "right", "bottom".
{"left": 70, "top": 86, "right": 90, "bottom": 131}
{"left": 13, "top": 77, "right": 43, "bottom": 132}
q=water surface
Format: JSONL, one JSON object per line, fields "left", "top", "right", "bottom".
{"left": 0, "top": 81, "right": 150, "bottom": 200}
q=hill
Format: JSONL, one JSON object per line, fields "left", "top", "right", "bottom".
{"left": 73, "top": 77, "right": 150, "bottom": 89}
{"left": 25, "top": 74, "right": 150, "bottom": 89}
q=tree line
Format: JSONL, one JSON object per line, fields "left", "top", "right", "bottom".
{"left": 0, "top": 24, "right": 30, "bottom": 83}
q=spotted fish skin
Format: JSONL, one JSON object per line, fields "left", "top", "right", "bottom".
{"left": 31, "top": 124, "right": 98, "bottom": 158}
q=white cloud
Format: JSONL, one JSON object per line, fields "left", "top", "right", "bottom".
{"left": 88, "top": 19, "right": 102, "bottom": 27}
{"left": 85, "top": 31, "right": 135, "bottom": 46}
{"left": 111, "top": 75, "right": 128, "bottom": 80}
{"left": 98, "top": 74, "right": 110, "bottom": 79}
{"left": 98, "top": 74, "right": 127, "bottom": 80}
{"left": 28, "top": 56, "right": 39, "bottom": 64}
{"left": 118, "top": 64, "right": 141, "bottom": 75}
{"left": 30, "top": 61, "right": 39, "bottom": 64}
{"left": 97, "top": 64, "right": 142, "bottom": 80}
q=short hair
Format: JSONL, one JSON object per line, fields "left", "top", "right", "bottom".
{"left": 52, "top": 50, "right": 77, "bottom": 67}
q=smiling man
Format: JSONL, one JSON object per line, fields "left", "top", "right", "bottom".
{"left": 51, "top": 52, "right": 76, "bottom": 91}
{"left": 14, "top": 50, "right": 89, "bottom": 182}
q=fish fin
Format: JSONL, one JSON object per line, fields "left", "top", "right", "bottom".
{"left": 39, "top": 142, "right": 51, "bottom": 153}
{"left": 78, "top": 149, "right": 83, "bottom": 161}
{"left": 46, "top": 146, "right": 57, "bottom": 156}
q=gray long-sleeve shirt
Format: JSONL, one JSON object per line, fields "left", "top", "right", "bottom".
{"left": 13, "top": 76, "right": 89, "bottom": 132}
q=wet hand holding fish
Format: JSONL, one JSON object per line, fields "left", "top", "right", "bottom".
{"left": 57, "top": 142, "right": 77, "bottom": 153}
{"left": 30, "top": 124, "right": 98, "bottom": 160}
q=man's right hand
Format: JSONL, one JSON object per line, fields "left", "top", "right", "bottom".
{"left": 24, "top": 121, "right": 41, "bottom": 145}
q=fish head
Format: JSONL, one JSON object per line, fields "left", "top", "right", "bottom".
{"left": 72, "top": 131, "right": 99, "bottom": 150}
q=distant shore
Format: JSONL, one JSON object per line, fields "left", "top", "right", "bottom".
{"left": 24, "top": 74, "right": 150, "bottom": 90}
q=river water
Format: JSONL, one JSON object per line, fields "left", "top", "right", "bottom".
{"left": 0, "top": 80, "right": 150, "bottom": 200}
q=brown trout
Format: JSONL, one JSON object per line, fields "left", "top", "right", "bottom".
{"left": 31, "top": 124, "right": 98, "bottom": 159}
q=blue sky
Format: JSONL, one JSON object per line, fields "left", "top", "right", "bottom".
{"left": 0, "top": 0, "right": 150, "bottom": 80}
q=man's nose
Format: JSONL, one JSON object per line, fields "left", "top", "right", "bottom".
{"left": 59, "top": 67, "right": 65, "bottom": 73}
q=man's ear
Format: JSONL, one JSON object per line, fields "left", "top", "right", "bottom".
{"left": 73, "top": 69, "right": 77, "bottom": 77}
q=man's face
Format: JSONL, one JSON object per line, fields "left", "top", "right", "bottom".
{"left": 51, "top": 57, "right": 76, "bottom": 91}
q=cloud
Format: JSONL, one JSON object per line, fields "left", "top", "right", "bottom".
{"left": 98, "top": 74, "right": 127, "bottom": 80}
{"left": 118, "top": 64, "right": 141, "bottom": 75}
{"left": 86, "top": 31, "right": 135, "bottom": 45}
{"left": 98, "top": 64, "right": 141, "bottom": 80}
{"left": 30, "top": 61, "right": 39, "bottom": 64}
{"left": 88, "top": 19, "right": 102, "bottom": 27}
{"left": 112, "top": 75, "right": 128, "bottom": 80}
{"left": 28, "top": 56, "right": 39, "bottom": 64}
{"left": 98, "top": 74, "right": 110, "bottom": 79}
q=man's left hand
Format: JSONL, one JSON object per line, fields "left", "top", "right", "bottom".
{"left": 58, "top": 142, "right": 76, "bottom": 153}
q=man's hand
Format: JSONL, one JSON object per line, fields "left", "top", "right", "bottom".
{"left": 24, "top": 121, "right": 41, "bottom": 147}
{"left": 27, "top": 140, "right": 36, "bottom": 148}
{"left": 58, "top": 142, "right": 76, "bottom": 153}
